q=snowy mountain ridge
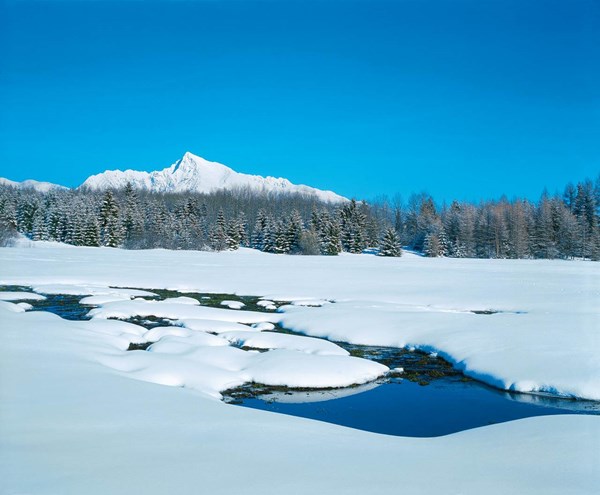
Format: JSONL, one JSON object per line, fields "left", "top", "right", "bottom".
{"left": 0, "top": 177, "right": 67, "bottom": 193}
{"left": 80, "top": 152, "right": 347, "bottom": 203}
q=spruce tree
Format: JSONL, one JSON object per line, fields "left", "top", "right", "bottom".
{"left": 321, "top": 221, "right": 342, "bottom": 255}
{"left": 99, "top": 191, "right": 122, "bottom": 247}
{"left": 379, "top": 227, "right": 402, "bottom": 257}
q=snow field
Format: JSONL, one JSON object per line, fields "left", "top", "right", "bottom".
{"left": 1, "top": 297, "right": 598, "bottom": 495}
{"left": 1, "top": 244, "right": 599, "bottom": 494}
{"left": 2, "top": 245, "right": 599, "bottom": 400}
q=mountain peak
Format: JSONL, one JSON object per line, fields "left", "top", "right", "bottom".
{"left": 173, "top": 151, "right": 200, "bottom": 170}
{"left": 182, "top": 151, "right": 201, "bottom": 161}
{"left": 178, "top": 151, "right": 203, "bottom": 167}
{"left": 172, "top": 152, "right": 232, "bottom": 174}
{"left": 79, "top": 152, "right": 347, "bottom": 203}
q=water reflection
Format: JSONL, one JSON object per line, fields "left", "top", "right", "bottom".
{"left": 232, "top": 377, "right": 600, "bottom": 437}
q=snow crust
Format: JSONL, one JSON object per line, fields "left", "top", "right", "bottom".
{"left": 79, "top": 151, "right": 347, "bottom": 203}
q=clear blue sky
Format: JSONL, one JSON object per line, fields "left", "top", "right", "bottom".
{"left": 1, "top": 0, "right": 598, "bottom": 202}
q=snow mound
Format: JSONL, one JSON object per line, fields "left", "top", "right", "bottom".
{"left": 220, "top": 300, "right": 245, "bottom": 309}
{"left": 221, "top": 330, "right": 350, "bottom": 355}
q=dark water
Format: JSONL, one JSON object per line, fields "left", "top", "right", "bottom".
{"left": 232, "top": 376, "right": 600, "bottom": 437}
{"left": 0, "top": 285, "right": 92, "bottom": 320}
{"left": 32, "top": 293, "right": 92, "bottom": 320}
{"left": 3, "top": 285, "right": 599, "bottom": 437}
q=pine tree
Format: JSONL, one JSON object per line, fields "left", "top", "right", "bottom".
{"left": 285, "top": 210, "right": 303, "bottom": 253}
{"left": 236, "top": 213, "right": 248, "bottom": 247}
{"left": 339, "top": 199, "right": 367, "bottom": 253}
{"left": 83, "top": 218, "right": 100, "bottom": 246}
{"left": 273, "top": 220, "right": 291, "bottom": 254}
{"left": 31, "top": 213, "right": 47, "bottom": 241}
{"left": 379, "top": 227, "right": 402, "bottom": 257}
{"left": 423, "top": 225, "right": 448, "bottom": 257}
{"left": 209, "top": 208, "right": 228, "bottom": 251}
{"left": 251, "top": 209, "right": 268, "bottom": 250}
{"left": 262, "top": 216, "right": 281, "bottom": 253}
{"left": 226, "top": 218, "right": 241, "bottom": 250}
{"left": 99, "top": 191, "right": 122, "bottom": 247}
{"left": 321, "top": 220, "right": 342, "bottom": 255}
{"left": 573, "top": 180, "right": 598, "bottom": 258}
{"left": 122, "top": 182, "right": 144, "bottom": 246}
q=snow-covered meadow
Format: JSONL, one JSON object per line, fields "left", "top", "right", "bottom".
{"left": 1, "top": 243, "right": 599, "bottom": 494}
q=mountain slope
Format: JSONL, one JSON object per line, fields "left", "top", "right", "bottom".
{"left": 0, "top": 178, "right": 67, "bottom": 193}
{"left": 80, "top": 152, "right": 347, "bottom": 203}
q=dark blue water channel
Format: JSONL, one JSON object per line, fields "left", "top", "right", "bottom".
{"left": 231, "top": 376, "right": 600, "bottom": 437}
{"left": 3, "top": 285, "right": 599, "bottom": 438}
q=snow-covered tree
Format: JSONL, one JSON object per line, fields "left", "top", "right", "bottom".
{"left": 99, "top": 191, "right": 122, "bottom": 247}
{"left": 379, "top": 227, "right": 402, "bottom": 257}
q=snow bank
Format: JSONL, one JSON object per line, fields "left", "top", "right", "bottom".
{"left": 89, "top": 298, "right": 280, "bottom": 324}
{"left": 80, "top": 294, "right": 133, "bottom": 305}
{"left": 278, "top": 302, "right": 600, "bottom": 399}
{"left": 177, "top": 318, "right": 257, "bottom": 333}
{"left": 221, "top": 330, "right": 349, "bottom": 355}
{"left": 0, "top": 291, "right": 47, "bottom": 301}
{"left": 33, "top": 283, "right": 157, "bottom": 297}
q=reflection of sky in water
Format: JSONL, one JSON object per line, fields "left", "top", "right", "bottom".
{"left": 237, "top": 377, "right": 600, "bottom": 438}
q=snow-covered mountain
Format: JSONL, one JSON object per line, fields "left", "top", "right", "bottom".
{"left": 80, "top": 152, "right": 347, "bottom": 203}
{"left": 0, "top": 177, "right": 67, "bottom": 193}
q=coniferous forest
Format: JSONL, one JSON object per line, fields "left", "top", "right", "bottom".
{"left": 0, "top": 177, "right": 598, "bottom": 260}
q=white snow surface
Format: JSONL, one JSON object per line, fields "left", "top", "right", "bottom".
{"left": 221, "top": 330, "right": 350, "bottom": 355}
{"left": 88, "top": 298, "right": 280, "bottom": 324}
{"left": 32, "top": 283, "right": 157, "bottom": 297}
{"left": 177, "top": 318, "right": 258, "bottom": 333}
{"left": 79, "top": 151, "right": 347, "bottom": 203}
{"left": 0, "top": 291, "right": 46, "bottom": 301}
{"left": 220, "top": 299, "right": 245, "bottom": 309}
{"left": 1, "top": 245, "right": 599, "bottom": 494}
{"left": 0, "top": 298, "right": 598, "bottom": 494}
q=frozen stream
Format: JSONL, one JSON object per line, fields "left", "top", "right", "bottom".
{"left": 3, "top": 285, "right": 599, "bottom": 438}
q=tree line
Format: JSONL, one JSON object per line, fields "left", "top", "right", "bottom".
{"left": 0, "top": 176, "right": 598, "bottom": 260}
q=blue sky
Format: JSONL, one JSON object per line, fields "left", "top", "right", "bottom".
{"left": 1, "top": 0, "right": 598, "bottom": 202}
